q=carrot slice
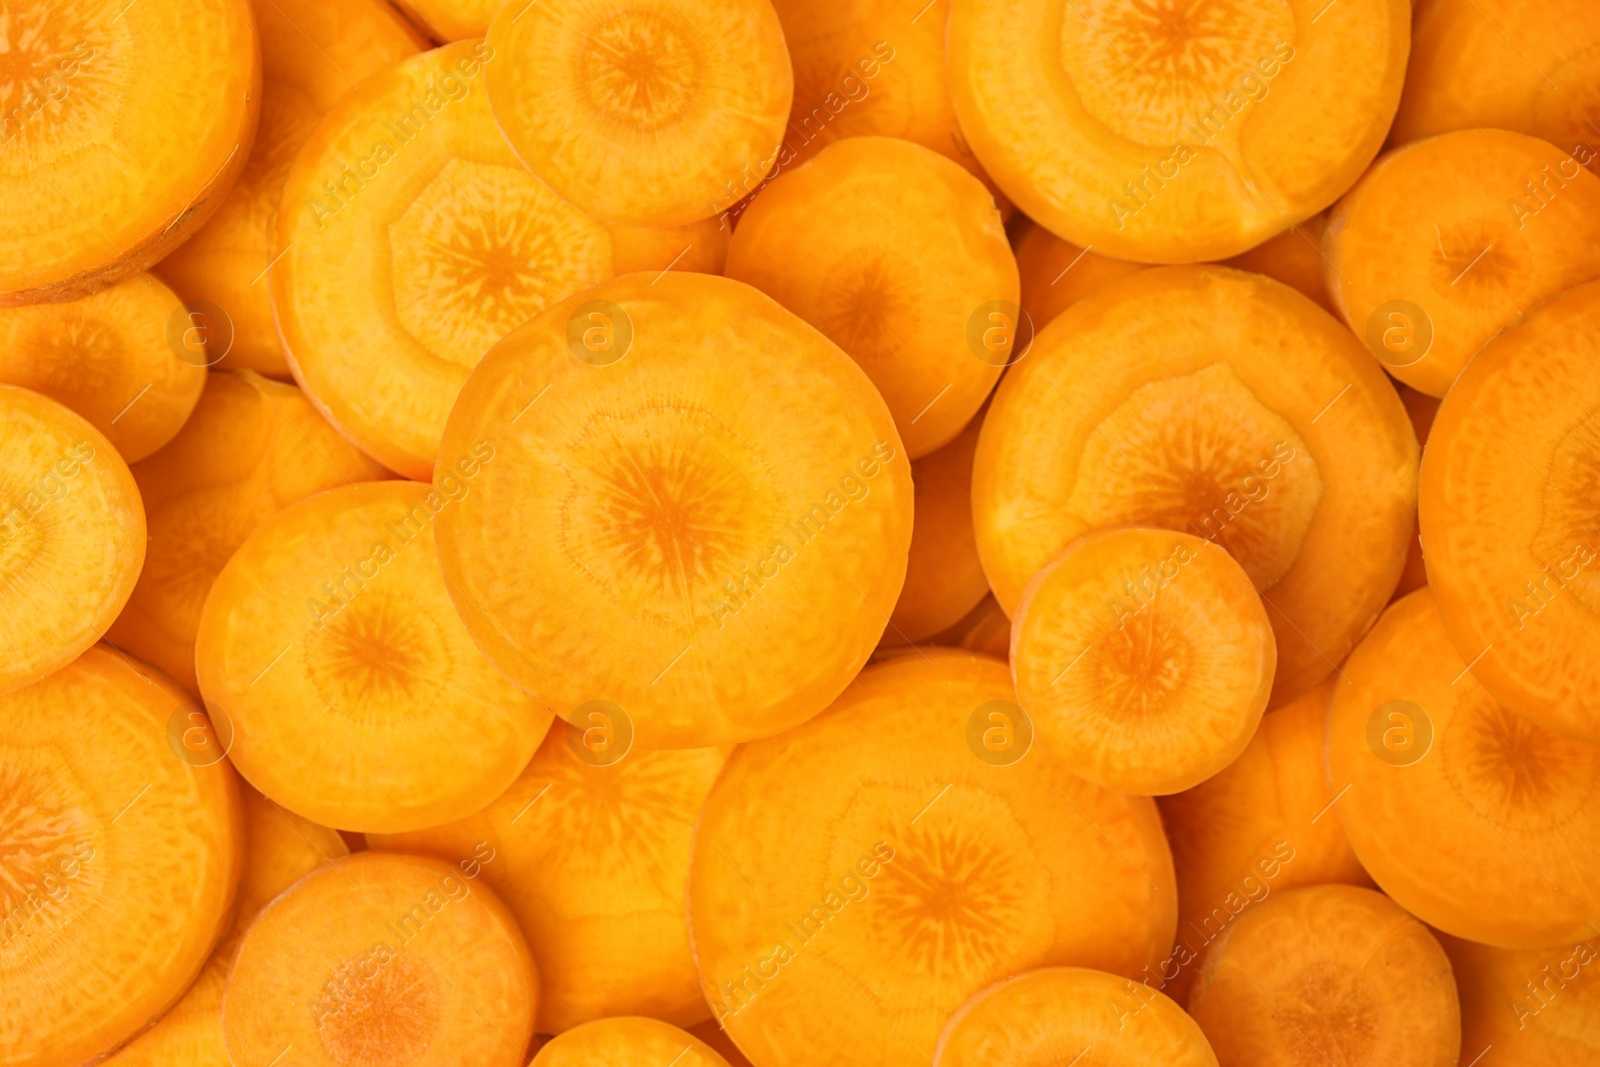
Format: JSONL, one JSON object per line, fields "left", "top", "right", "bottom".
{"left": 726, "top": 136, "right": 1017, "bottom": 458}
{"left": 0, "top": 647, "right": 241, "bottom": 1067}
{"left": 196, "top": 481, "right": 551, "bottom": 832}
{"left": 0, "top": 0, "right": 258, "bottom": 304}
{"left": 0, "top": 275, "right": 204, "bottom": 461}
{"left": 1012, "top": 527, "right": 1275, "bottom": 795}
{"left": 1328, "top": 588, "right": 1600, "bottom": 947}
{"left": 974, "top": 265, "right": 1417, "bottom": 707}
{"left": 484, "top": 0, "right": 793, "bottom": 226}
{"left": 935, "top": 968, "right": 1219, "bottom": 1067}
{"left": 156, "top": 0, "right": 425, "bottom": 377}
{"left": 222, "top": 851, "right": 538, "bottom": 1067}
{"left": 1419, "top": 278, "right": 1600, "bottom": 740}
{"left": 531, "top": 1017, "right": 732, "bottom": 1067}
{"left": 372, "top": 721, "right": 728, "bottom": 1032}
{"left": 689, "top": 651, "right": 1177, "bottom": 1067}
{"left": 105, "top": 371, "right": 389, "bottom": 695}
{"left": 946, "top": 0, "right": 1409, "bottom": 261}
{"left": 435, "top": 272, "right": 913, "bottom": 748}
{"left": 1189, "top": 885, "right": 1459, "bottom": 1066}
{"left": 0, "top": 386, "right": 144, "bottom": 694}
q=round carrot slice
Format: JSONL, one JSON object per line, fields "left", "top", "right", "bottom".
{"left": 1419, "top": 279, "right": 1600, "bottom": 741}
{"left": 1393, "top": 0, "right": 1600, "bottom": 168}
{"left": 484, "top": 0, "right": 793, "bottom": 227}
{"left": 435, "top": 272, "right": 913, "bottom": 748}
{"left": 1326, "top": 129, "right": 1600, "bottom": 396}
{"left": 113, "top": 783, "right": 348, "bottom": 1067}
{"left": 766, "top": 0, "right": 998, "bottom": 195}
{"left": 1012, "top": 527, "right": 1275, "bottom": 795}
{"left": 946, "top": 0, "right": 1409, "bottom": 262}
{"left": 1440, "top": 931, "right": 1600, "bottom": 1065}
{"left": 222, "top": 851, "right": 538, "bottom": 1067}
{"left": 1189, "top": 885, "right": 1459, "bottom": 1066}
{"left": 0, "top": 0, "right": 258, "bottom": 304}
{"left": 274, "top": 40, "right": 622, "bottom": 479}
{"left": 1220, "top": 212, "right": 1334, "bottom": 313}
{"left": 0, "top": 386, "right": 144, "bottom": 694}
{"left": 1328, "top": 588, "right": 1600, "bottom": 947}
{"left": 196, "top": 480, "right": 551, "bottom": 832}
{"left": 0, "top": 646, "right": 242, "bottom": 1067}
{"left": 156, "top": 0, "right": 424, "bottom": 378}
{"left": 726, "top": 136, "right": 1017, "bottom": 458}
{"left": 532, "top": 1017, "right": 732, "bottom": 1067}
{"left": 974, "top": 266, "right": 1417, "bottom": 708}
{"left": 372, "top": 721, "right": 728, "bottom": 1032}
{"left": 884, "top": 416, "right": 990, "bottom": 645}
{"left": 1154, "top": 680, "right": 1370, "bottom": 1003}
{"left": 1015, "top": 220, "right": 1144, "bottom": 330}
{"left": 105, "top": 370, "right": 390, "bottom": 696}
{"left": 0, "top": 275, "right": 205, "bottom": 461}
{"left": 934, "top": 968, "right": 1219, "bottom": 1067}
{"left": 688, "top": 651, "right": 1177, "bottom": 1067}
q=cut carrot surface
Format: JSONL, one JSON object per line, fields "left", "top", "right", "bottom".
{"left": 485, "top": 0, "right": 793, "bottom": 226}
{"left": 106, "top": 371, "right": 390, "bottom": 696}
{"left": 935, "top": 968, "right": 1219, "bottom": 1067}
{"left": 435, "top": 272, "right": 913, "bottom": 748}
{"left": 0, "top": 646, "right": 242, "bottom": 1067}
{"left": 222, "top": 850, "right": 538, "bottom": 1067}
{"left": 947, "top": 0, "right": 1409, "bottom": 261}
{"left": 0, "top": 274, "right": 205, "bottom": 461}
{"left": 1011, "top": 527, "right": 1275, "bottom": 795}
{"left": 974, "top": 266, "right": 1417, "bottom": 708}
{"left": 373, "top": 721, "right": 728, "bottom": 1033}
{"left": 0, "top": 386, "right": 144, "bottom": 694}
{"left": 1419, "top": 278, "right": 1600, "bottom": 742}
{"left": 195, "top": 480, "right": 551, "bottom": 833}
{"left": 157, "top": 0, "right": 425, "bottom": 378}
{"left": 0, "top": 0, "right": 259, "bottom": 304}
{"left": 1329, "top": 589, "right": 1600, "bottom": 947}
{"left": 689, "top": 651, "right": 1176, "bottom": 1067}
